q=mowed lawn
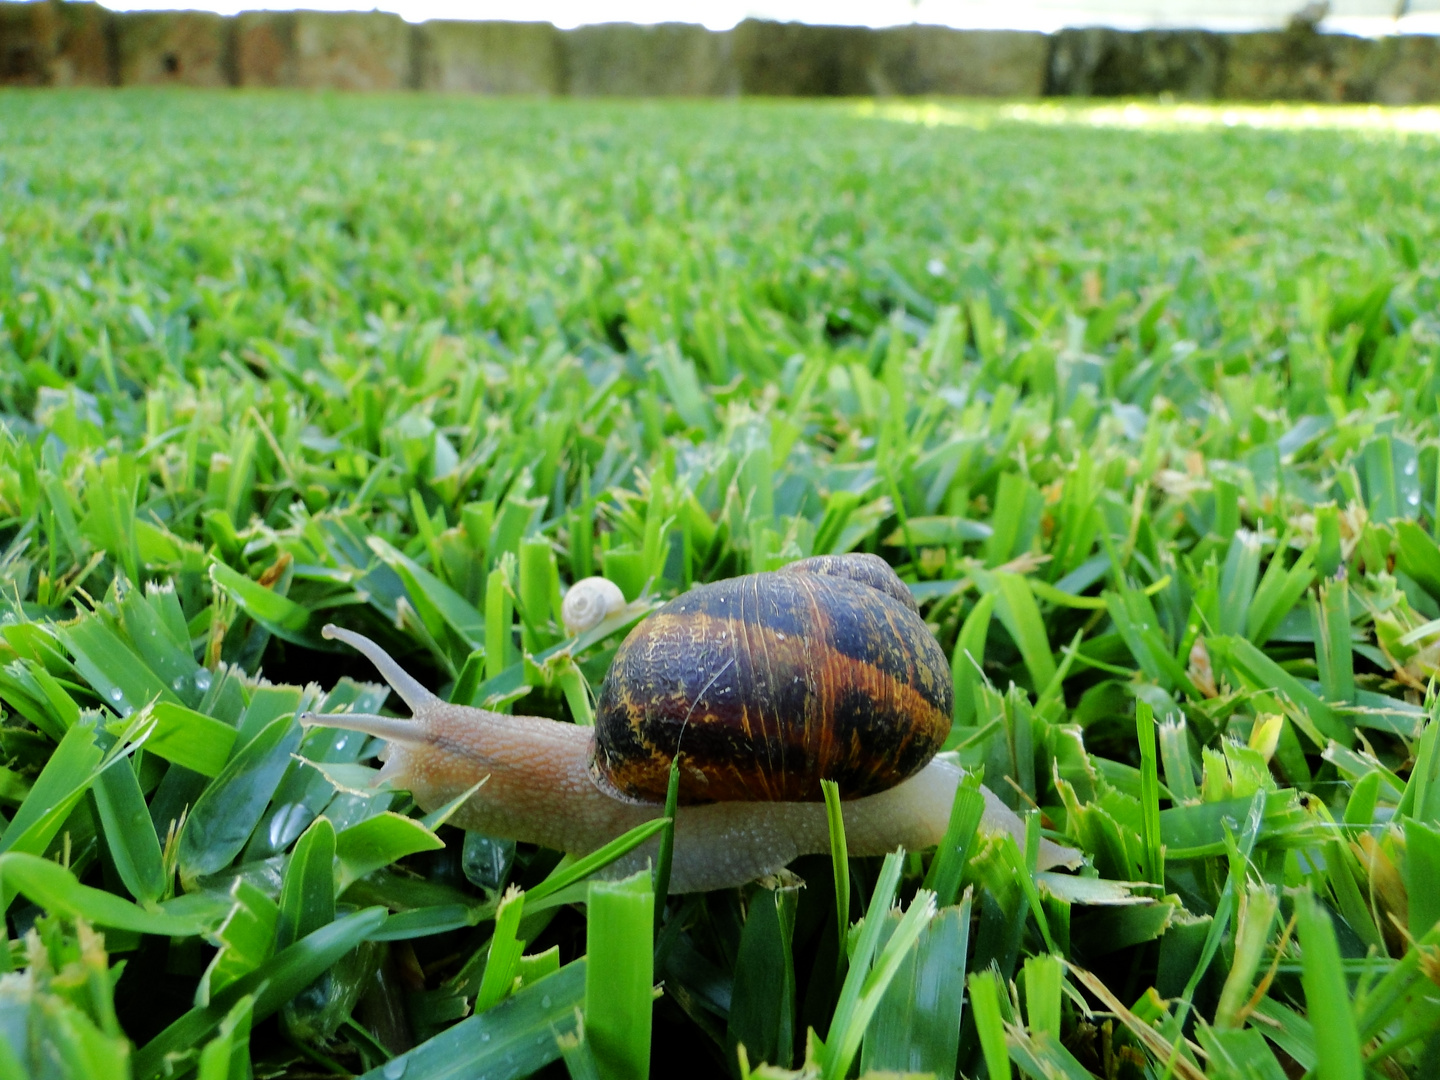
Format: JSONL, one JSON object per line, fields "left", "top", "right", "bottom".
{"left": 1, "top": 90, "right": 1440, "bottom": 1078}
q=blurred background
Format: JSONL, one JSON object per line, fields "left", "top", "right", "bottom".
{"left": 3, "top": 0, "right": 1440, "bottom": 99}
{"left": 94, "top": 0, "right": 1440, "bottom": 35}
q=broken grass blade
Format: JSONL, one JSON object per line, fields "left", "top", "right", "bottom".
{"left": 861, "top": 895, "right": 971, "bottom": 1077}
{"left": 334, "top": 812, "right": 445, "bottom": 894}
{"left": 209, "top": 560, "right": 314, "bottom": 647}
{"left": 585, "top": 871, "right": 654, "bottom": 1080}
{"left": 967, "top": 969, "right": 1010, "bottom": 1080}
{"left": 922, "top": 773, "right": 985, "bottom": 908}
{"left": 1296, "top": 889, "right": 1363, "bottom": 1080}
{"left": 824, "top": 877, "right": 936, "bottom": 1080}
{"left": 475, "top": 885, "right": 527, "bottom": 1013}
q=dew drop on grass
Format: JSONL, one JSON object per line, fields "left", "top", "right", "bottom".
{"left": 382, "top": 1059, "right": 406, "bottom": 1080}
{"left": 172, "top": 676, "right": 186, "bottom": 692}
{"left": 480, "top": 1032, "right": 491, "bottom": 1042}
{"left": 194, "top": 669, "right": 212, "bottom": 691}
{"left": 541, "top": 994, "right": 551, "bottom": 1007}
{"left": 108, "top": 686, "right": 123, "bottom": 702}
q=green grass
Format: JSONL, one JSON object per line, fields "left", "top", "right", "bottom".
{"left": 2, "top": 89, "right": 1440, "bottom": 1077}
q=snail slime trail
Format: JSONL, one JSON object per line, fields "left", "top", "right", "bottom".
{"left": 303, "top": 555, "right": 1082, "bottom": 892}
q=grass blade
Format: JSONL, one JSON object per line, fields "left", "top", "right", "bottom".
{"left": 178, "top": 715, "right": 303, "bottom": 886}
{"left": 1295, "top": 889, "right": 1363, "bottom": 1080}
{"left": 652, "top": 753, "right": 681, "bottom": 933}
{"left": 0, "top": 853, "right": 211, "bottom": 937}
{"left": 475, "top": 885, "right": 527, "bottom": 1013}
{"left": 822, "top": 777, "right": 850, "bottom": 965}
{"left": 1135, "top": 700, "right": 1164, "bottom": 885}
{"left": 275, "top": 816, "right": 336, "bottom": 951}
{"left": 359, "top": 961, "right": 584, "bottom": 1080}
{"left": 823, "top": 873, "right": 936, "bottom": 1079}
{"left": 528, "top": 817, "right": 671, "bottom": 908}
{"left": 967, "top": 968, "right": 1011, "bottom": 1080}
{"left": 91, "top": 749, "right": 167, "bottom": 904}
{"left": 1023, "top": 953, "right": 1062, "bottom": 1039}
{"left": 1, "top": 720, "right": 106, "bottom": 859}
{"left": 861, "top": 896, "right": 971, "bottom": 1077}
{"left": 134, "top": 907, "right": 388, "bottom": 1080}
{"left": 951, "top": 592, "right": 995, "bottom": 728}
{"left": 585, "top": 871, "right": 654, "bottom": 1080}
{"left": 992, "top": 571, "right": 1058, "bottom": 692}
{"left": 728, "top": 878, "right": 800, "bottom": 1070}
{"left": 1314, "top": 578, "right": 1355, "bottom": 705}
{"left": 922, "top": 773, "right": 986, "bottom": 907}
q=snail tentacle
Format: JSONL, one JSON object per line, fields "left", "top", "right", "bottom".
{"left": 298, "top": 711, "right": 430, "bottom": 747}
{"left": 320, "top": 623, "right": 441, "bottom": 715}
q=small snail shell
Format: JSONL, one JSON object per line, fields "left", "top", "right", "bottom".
{"left": 562, "top": 576, "right": 627, "bottom": 636}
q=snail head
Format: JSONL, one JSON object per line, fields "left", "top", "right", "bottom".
{"left": 299, "top": 623, "right": 447, "bottom": 785}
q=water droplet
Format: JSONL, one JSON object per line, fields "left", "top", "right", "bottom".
{"left": 172, "top": 676, "right": 187, "bottom": 692}
{"left": 382, "top": 1059, "right": 406, "bottom": 1080}
{"left": 541, "top": 995, "right": 552, "bottom": 1008}
{"left": 193, "top": 669, "right": 213, "bottom": 692}
{"left": 1405, "top": 459, "right": 1418, "bottom": 476}
{"left": 480, "top": 1032, "right": 491, "bottom": 1043}
{"left": 108, "top": 686, "right": 123, "bottom": 702}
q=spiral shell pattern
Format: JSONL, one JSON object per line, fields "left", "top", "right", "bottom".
{"left": 562, "top": 577, "right": 627, "bottom": 637}
{"left": 593, "top": 558, "right": 951, "bottom": 805}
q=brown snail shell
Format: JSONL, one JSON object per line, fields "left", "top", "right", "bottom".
{"left": 592, "top": 554, "right": 951, "bottom": 805}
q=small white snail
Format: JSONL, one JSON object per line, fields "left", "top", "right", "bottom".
{"left": 561, "top": 576, "right": 627, "bottom": 637}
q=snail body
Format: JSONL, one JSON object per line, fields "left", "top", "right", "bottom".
{"left": 305, "top": 555, "right": 1081, "bottom": 892}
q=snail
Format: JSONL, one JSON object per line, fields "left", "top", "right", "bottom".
{"left": 303, "top": 553, "right": 1082, "bottom": 893}
{"left": 561, "top": 576, "right": 627, "bottom": 636}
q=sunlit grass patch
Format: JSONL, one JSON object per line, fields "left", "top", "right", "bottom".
{"left": 862, "top": 97, "right": 1440, "bottom": 137}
